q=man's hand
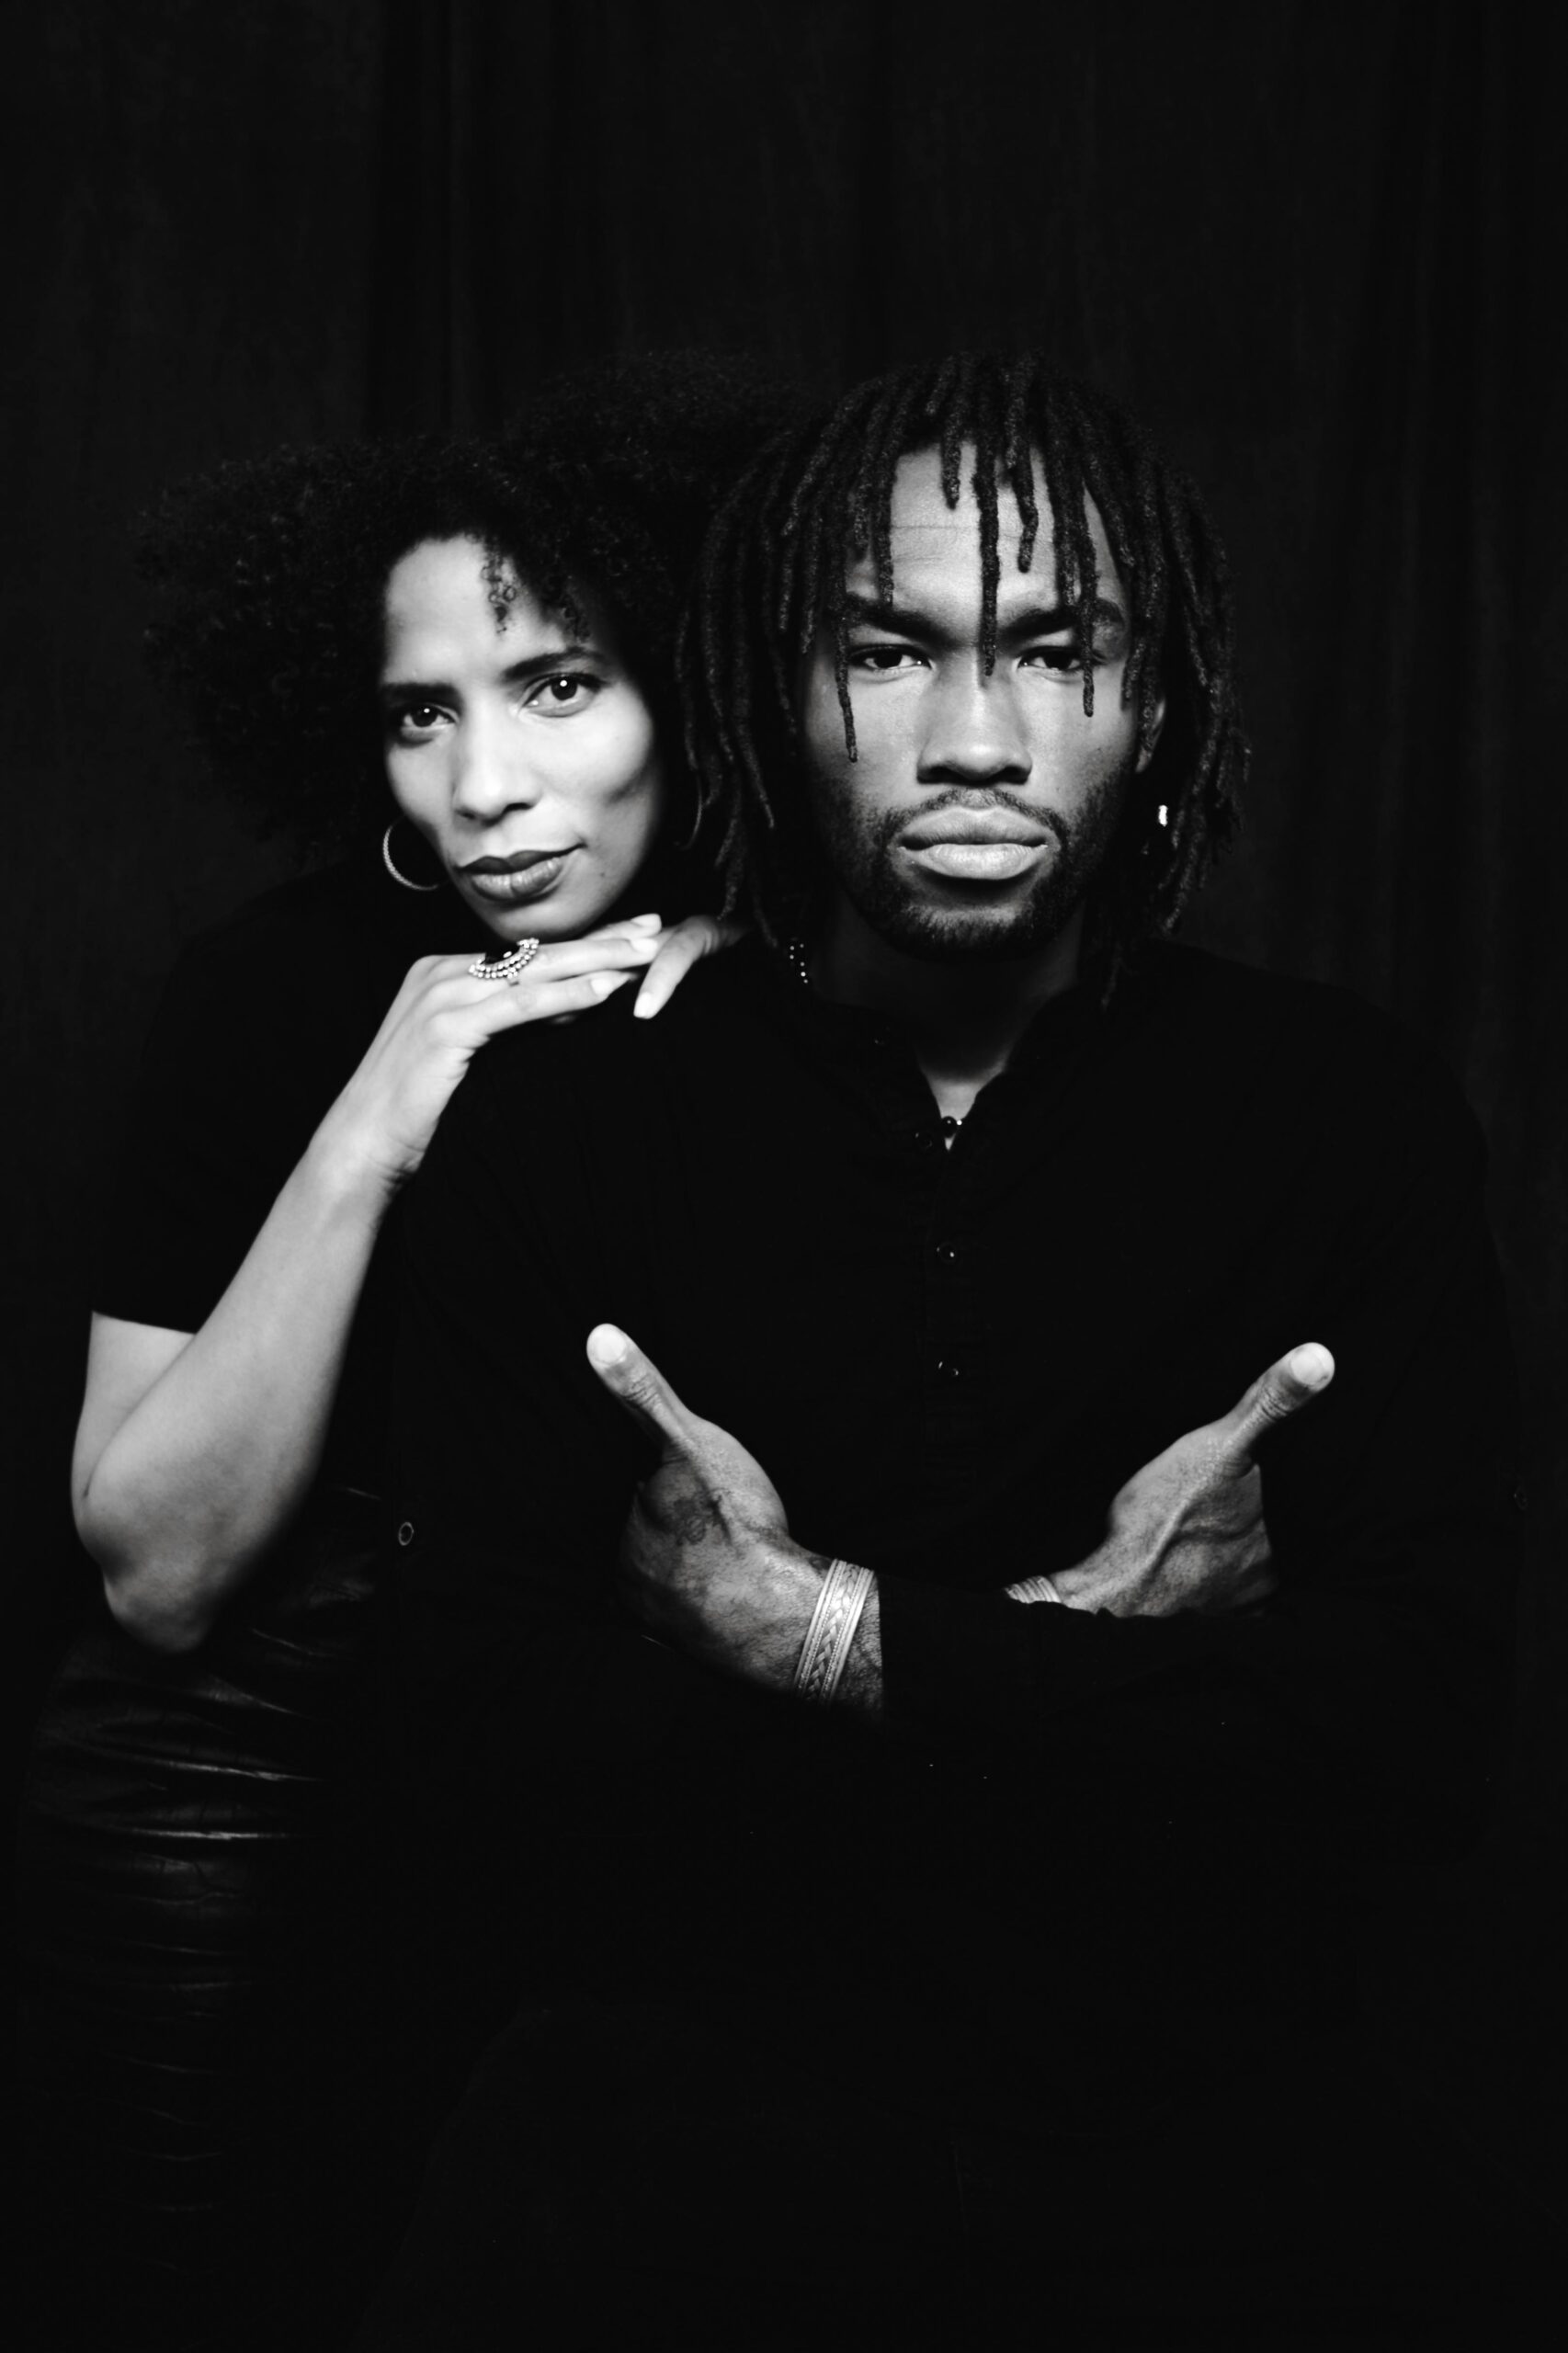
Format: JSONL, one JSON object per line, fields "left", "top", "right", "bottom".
{"left": 585, "top": 1324, "right": 824, "bottom": 1691}
{"left": 1046, "top": 1343, "right": 1335, "bottom": 1619}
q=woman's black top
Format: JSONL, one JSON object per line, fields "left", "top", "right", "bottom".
{"left": 92, "top": 847, "right": 484, "bottom": 1490}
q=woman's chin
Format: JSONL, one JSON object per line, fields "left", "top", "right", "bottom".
{"left": 467, "top": 883, "right": 620, "bottom": 947}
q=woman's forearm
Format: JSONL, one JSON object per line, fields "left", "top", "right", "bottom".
{"left": 73, "top": 919, "right": 710, "bottom": 1655}
{"left": 74, "top": 1129, "right": 392, "bottom": 1653}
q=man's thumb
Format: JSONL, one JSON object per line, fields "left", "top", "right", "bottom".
{"left": 586, "top": 1323, "right": 692, "bottom": 1451}
{"left": 1226, "top": 1341, "right": 1335, "bottom": 1458}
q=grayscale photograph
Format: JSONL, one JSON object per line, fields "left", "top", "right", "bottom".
{"left": 8, "top": 5, "right": 1564, "bottom": 2346}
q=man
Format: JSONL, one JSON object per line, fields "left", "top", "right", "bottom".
{"left": 363, "top": 358, "right": 1520, "bottom": 2347}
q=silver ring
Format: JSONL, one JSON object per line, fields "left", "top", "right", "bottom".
{"left": 469, "top": 938, "right": 540, "bottom": 987}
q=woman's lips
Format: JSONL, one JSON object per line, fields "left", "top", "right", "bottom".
{"left": 461, "top": 851, "right": 574, "bottom": 904}
{"left": 902, "top": 840, "right": 1049, "bottom": 881}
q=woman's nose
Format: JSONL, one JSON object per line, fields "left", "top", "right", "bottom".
{"left": 449, "top": 722, "right": 540, "bottom": 821}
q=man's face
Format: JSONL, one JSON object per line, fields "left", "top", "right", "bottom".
{"left": 799, "top": 446, "right": 1161, "bottom": 962}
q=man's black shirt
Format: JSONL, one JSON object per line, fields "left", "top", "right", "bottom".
{"left": 391, "top": 939, "right": 1518, "bottom": 2125}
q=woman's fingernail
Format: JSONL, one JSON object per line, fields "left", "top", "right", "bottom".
{"left": 628, "top": 912, "right": 662, "bottom": 928}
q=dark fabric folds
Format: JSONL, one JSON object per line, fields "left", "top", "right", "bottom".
{"left": 14, "top": 1488, "right": 420, "bottom": 2353}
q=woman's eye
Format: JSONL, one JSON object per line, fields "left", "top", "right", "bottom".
{"left": 527, "top": 672, "right": 601, "bottom": 714}
{"left": 847, "top": 645, "right": 926, "bottom": 676}
{"left": 390, "top": 702, "right": 449, "bottom": 740}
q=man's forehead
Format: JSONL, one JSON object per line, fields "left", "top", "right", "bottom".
{"left": 845, "top": 442, "right": 1119, "bottom": 593}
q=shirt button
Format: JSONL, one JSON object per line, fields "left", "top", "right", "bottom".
{"left": 397, "top": 1520, "right": 416, "bottom": 1548}
{"left": 939, "top": 1115, "right": 962, "bottom": 1135}
{"left": 935, "top": 1359, "right": 961, "bottom": 1381}
{"left": 935, "top": 1242, "right": 960, "bottom": 1265}
{"left": 915, "top": 1130, "right": 938, "bottom": 1153}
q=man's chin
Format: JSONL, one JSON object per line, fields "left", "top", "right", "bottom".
{"left": 862, "top": 889, "right": 1080, "bottom": 965}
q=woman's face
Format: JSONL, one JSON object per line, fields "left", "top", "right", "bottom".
{"left": 380, "top": 536, "right": 665, "bottom": 942}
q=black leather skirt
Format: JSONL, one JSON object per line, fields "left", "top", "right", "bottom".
{"left": 15, "top": 1487, "right": 422, "bottom": 2352}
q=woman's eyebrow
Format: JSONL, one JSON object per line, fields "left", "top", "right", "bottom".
{"left": 378, "top": 643, "right": 601, "bottom": 700}
{"left": 498, "top": 643, "right": 600, "bottom": 684}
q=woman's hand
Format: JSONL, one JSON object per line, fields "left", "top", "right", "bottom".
{"left": 631, "top": 915, "right": 746, "bottom": 1020}
{"left": 317, "top": 913, "right": 668, "bottom": 1198}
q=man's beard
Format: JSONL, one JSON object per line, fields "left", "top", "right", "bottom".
{"left": 808, "top": 753, "right": 1136, "bottom": 965}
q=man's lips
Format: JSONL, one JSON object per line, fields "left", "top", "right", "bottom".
{"left": 897, "top": 811, "right": 1054, "bottom": 849}
{"left": 897, "top": 811, "right": 1058, "bottom": 883}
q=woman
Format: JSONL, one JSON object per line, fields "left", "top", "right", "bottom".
{"left": 17, "top": 361, "right": 781, "bottom": 2351}
{"left": 80, "top": 372, "right": 764, "bottom": 1653}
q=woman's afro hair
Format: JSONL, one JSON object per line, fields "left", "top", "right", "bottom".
{"left": 138, "top": 352, "right": 799, "bottom": 851}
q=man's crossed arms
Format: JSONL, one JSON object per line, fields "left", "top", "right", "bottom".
{"left": 586, "top": 1325, "right": 1335, "bottom": 1715}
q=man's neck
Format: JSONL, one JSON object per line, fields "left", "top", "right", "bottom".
{"left": 809, "top": 897, "right": 1085, "bottom": 1121}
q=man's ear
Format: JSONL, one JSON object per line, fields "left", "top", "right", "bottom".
{"left": 1134, "top": 684, "right": 1168, "bottom": 773}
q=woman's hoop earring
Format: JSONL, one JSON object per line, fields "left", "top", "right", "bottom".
{"left": 382, "top": 821, "right": 442, "bottom": 893}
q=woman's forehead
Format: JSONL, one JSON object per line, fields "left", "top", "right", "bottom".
{"left": 381, "top": 537, "right": 613, "bottom": 664}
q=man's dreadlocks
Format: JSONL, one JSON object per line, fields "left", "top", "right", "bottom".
{"left": 686, "top": 354, "right": 1247, "bottom": 983}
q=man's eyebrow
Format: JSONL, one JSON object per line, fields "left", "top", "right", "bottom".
{"left": 378, "top": 644, "right": 601, "bottom": 699}
{"left": 841, "top": 593, "right": 938, "bottom": 636}
{"left": 842, "top": 592, "right": 1128, "bottom": 638}
{"left": 997, "top": 596, "right": 1128, "bottom": 640}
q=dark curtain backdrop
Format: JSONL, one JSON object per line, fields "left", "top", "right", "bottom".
{"left": 8, "top": 0, "right": 1563, "bottom": 2204}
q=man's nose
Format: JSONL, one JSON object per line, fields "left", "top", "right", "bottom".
{"left": 450, "top": 717, "right": 541, "bottom": 822}
{"left": 916, "top": 671, "right": 1032, "bottom": 784}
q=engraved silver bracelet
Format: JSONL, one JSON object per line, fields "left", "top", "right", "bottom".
{"left": 1006, "top": 1573, "right": 1071, "bottom": 1606}
{"left": 792, "top": 1559, "right": 875, "bottom": 1706}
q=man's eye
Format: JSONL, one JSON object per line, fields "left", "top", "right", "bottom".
{"left": 846, "top": 645, "right": 926, "bottom": 675}
{"left": 527, "top": 672, "right": 601, "bottom": 714}
{"left": 1022, "top": 644, "right": 1104, "bottom": 674}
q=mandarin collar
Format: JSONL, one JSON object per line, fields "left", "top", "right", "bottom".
{"left": 742, "top": 933, "right": 1127, "bottom": 1072}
